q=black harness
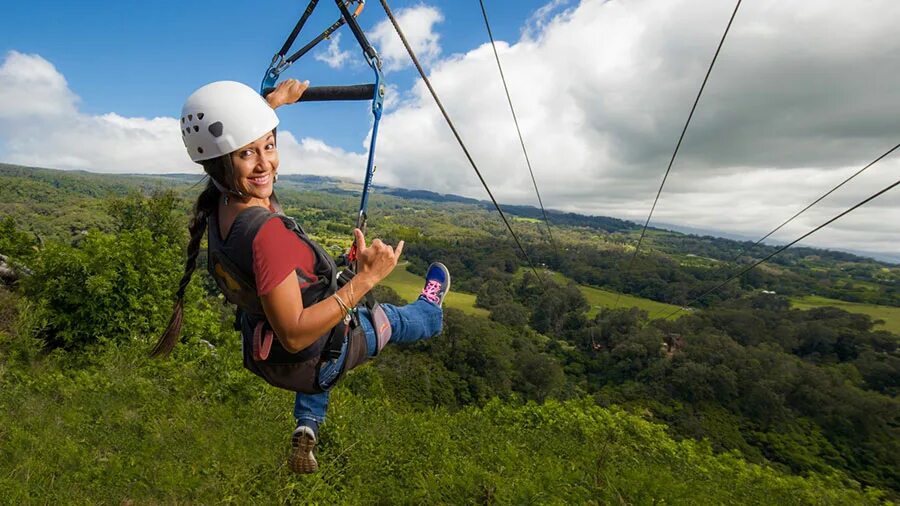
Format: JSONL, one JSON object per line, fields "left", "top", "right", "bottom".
{"left": 207, "top": 205, "right": 369, "bottom": 393}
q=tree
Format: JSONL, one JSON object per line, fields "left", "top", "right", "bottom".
{"left": 0, "top": 216, "right": 38, "bottom": 261}
{"left": 489, "top": 301, "right": 529, "bottom": 329}
{"left": 107, "top": 189, "right": 184, "bottom": 244}
{"left": 20, "top": 192, "right": 221, "bottom": 350}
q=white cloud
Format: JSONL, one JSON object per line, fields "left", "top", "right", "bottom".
{"left": 369, "top": 5, "right": 444, "bottom": 72}
{"left": 314, "top": 33, "right": 352, "bottom": 69}
{"left": 368, "top": 0, "right": 900, "bottom": 257}
{"left": 0, "top": 51, "right": 78, "bottom": 119}
{"left": 0, "top": 51, "right": 361, "bottom": 177}
{"left": 3, "top": 0, "right": 900, "bottom": 258}
{"left": 276, "top": 131, "right": 366, "bottom": 177}
{"left": 0, "top": 52, "right": 186, "bottom": 173}
{"left": 522, "top": 0, "right": 573, "bottom": 41}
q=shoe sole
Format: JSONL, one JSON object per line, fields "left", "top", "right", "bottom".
{"left": 288, "top": 428, "right": 318, "bottom": 474}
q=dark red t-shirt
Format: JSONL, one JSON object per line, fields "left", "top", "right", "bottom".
{"left": 251, "top": 217, "right": 317, "bottom": 296}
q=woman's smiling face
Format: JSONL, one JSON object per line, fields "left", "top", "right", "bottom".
{"left": 230, "top": 130, "right": 278, "bottom": 199}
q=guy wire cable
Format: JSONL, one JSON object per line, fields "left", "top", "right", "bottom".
{"left": 478, "top": 0, "right": 557, "bottom": 254}
{"left": 379, "top": 0, "right": 546, "bottom": 283}
{"left": 615, "top": 0, "right": 743, "bottom": 308}
{"left": 727, "top": 141, "right": 900, "bottom": 264}
{"left": 654, "top": 176, "right": 900, "bottom": 320}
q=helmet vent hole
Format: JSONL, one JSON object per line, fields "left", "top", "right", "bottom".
{"left": 188, "top": 114, "right": 193, "bottom": 121}
{"left": 197, "top": 113, "right": 204, "bottom": 120}
{"left": 208, "top": 121, "right": 224, "bottom": 138}
{"left": 181, "top": 117, "right": 185, "bottom": 124}
{"left": 193, "top": 125, "right": 200, "bottom": 132}
{"left": 197, "top": 147, "right": 204, "bottom": 154}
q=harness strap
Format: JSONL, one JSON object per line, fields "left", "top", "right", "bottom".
{"left": 277, "top": 0, "right": 319, "bottom": 60}
{"left": 324, "top": 321, "right": 349, "bottom": 360}
{"left": 336, "top": 0, "right": 379, "bottom": 62}
{"left": 371, "top": 302, "right": 391, "bottom": 354}
{"left": 334, "top": 268, "right": 390, "bottom": 354}
{"left": 264, "top": 0, "right": 367, "bottom": 86}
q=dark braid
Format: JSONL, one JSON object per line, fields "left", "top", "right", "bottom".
{"left": 150, "top": 130, "right": 274, "bottom": 357}
{"left": 150, "top": 179, "right": 220, "bottom": 357}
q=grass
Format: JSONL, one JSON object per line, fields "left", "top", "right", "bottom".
{"left": 382, "top": 264, "right": 489, "bottom": 318}
{"left": 581, "top": 284, "right": 684, "bottom": 319}
{"left": 789, "top": 295, "right": 900, "bottom": 335}
{"left": 384, "top": 263, "right": 684, "bottom": 322}
{"left": 524, "top": 270, "right": 684, "bottom": 319}
{"left": 0, "top": 341, "right": 881, "bottom": 504}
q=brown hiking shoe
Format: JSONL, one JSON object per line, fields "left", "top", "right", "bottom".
{"left": 288, "top": 425, "right": 318, "bottom": 474}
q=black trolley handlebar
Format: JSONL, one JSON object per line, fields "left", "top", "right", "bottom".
{"left": 261, "top": 84, "right": 376, "bottom": 103}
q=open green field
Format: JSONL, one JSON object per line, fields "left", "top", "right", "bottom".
{"left": 384, "top": 264, "right": 683, "bottom": 321}
{"left": 382, "top": 264, "right": 489, "bottom": 317}
{"left": 581, "top": 284, "right": 683, "bottom": 319}
{"left": 790, "top": 295, "right": 900, "bottom": 335}
{"left": 522, "top": 270, "right": 683, "bottom": 319}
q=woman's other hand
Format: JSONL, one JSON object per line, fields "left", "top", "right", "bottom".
{"left": 266, "top": 79, "right": 309, "bottom": 109}
{"left": 353, "top": 228, "right": 403, "bottom": 286}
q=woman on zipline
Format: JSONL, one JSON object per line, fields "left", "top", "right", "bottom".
{"left": 153, "top": 79, "right": 450, "bottom": 474}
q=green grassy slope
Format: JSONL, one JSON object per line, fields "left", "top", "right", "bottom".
{"left": 381, "top": 263, "right": 488, "bottom": 317}
{"left": 580, "top": 283, "right": 682, "bottom": 319}
{"left": 0, "top": 340, "right": 883, "bottom": 505}
{"left": 528, "top": 270, "right": 684, "bottom": 318}
{"left": 790, "top": 295, "right": 900, "bottom": 334}
{"left": 383, "top": 265, "right": 682, "bottom": 321}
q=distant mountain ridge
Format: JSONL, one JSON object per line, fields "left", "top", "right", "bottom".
{"left": 1, "top": 164, "right": 895, "bottom": 265}
{"left": 113, "top": 171, "right": 639, "bottom": 233}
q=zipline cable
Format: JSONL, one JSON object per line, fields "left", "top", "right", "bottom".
{"left": 379, "top": 0, "right": 545, "bottom": 282}
{"left": 478, "top": 0, "right": 557, "bottom": 254}
{"left": 615, "top": 0, "right": 743, "bottom": 308}
{"left": 727, "top": 141, "right": 900, "bottom": 263}
{"left": 654, "top": 177, "right": 900, "bottom": 320}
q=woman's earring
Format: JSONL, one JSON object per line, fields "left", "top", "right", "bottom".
{"left": 224, "top": 194, "right": 230, "bottom": 206}
{"left": 273, "top": 173, "right": 278, "bottom": 184}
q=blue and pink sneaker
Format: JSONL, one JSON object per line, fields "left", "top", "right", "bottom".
{"left": 419, "top": 262, "right": 451, "bottom": 307}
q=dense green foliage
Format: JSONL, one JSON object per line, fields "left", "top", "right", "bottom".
{"left": 792, "top": 295, "right": 900, "bottom": 335}
{"left": 1, "top": 164, "right": 898, "bottom": 502}
{"left": 0, "top": 338, "right": 886, "bottom": 505}
{"left": 0, "top": 216, "right": 38, "bottom": 261}
{"left": 16, "top": 192, "right": 220, "bottom": 351}
{"left": 596, "top": 301, "right": 900, "bottom": 488}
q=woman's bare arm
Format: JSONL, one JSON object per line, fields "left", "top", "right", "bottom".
{"left": 260, "top": 229, "right": 403, "bottom": 353}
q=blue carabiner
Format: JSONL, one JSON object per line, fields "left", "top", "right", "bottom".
{"left": 355, "top": 57, "right": 384, "bottom": 230}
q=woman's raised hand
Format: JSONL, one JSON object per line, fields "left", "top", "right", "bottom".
{"left": 266, "top": 78, "right": 310, "bottom": 109}
{"left": 353, "top": 228, "right": 404, "bottom": 285}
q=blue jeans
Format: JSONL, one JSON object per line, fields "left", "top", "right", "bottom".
{"left": 293, "top": 297, "right": 443, "bottom": 427}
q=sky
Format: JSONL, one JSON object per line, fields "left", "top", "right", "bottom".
{"left": 1, "top": 0, "right": 899, "bottom": 260}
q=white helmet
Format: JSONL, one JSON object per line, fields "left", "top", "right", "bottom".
{"left": 180, "top": 81, "right": 279, "bottom": 162}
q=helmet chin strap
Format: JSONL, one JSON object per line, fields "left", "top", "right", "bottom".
{"left": 208, "top": 153, "right": 249, "bottom": 203}
{"left": 209, "top": 176, "right": 247, "bottom": 203}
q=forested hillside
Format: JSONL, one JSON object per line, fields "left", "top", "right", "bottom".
{"left": 1, "top": 164, "right": 897, "bottom": 502}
